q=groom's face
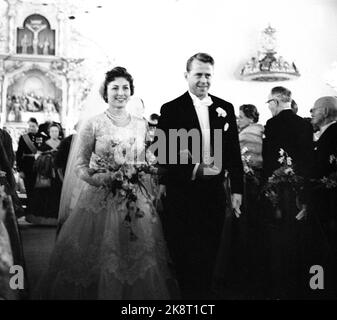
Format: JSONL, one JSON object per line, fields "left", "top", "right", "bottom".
{"left": 185, "top": 60, "right": 213, "bottom": 99}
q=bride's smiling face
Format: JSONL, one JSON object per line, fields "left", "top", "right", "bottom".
{"left": 107, "top": 77, "right": 131, "bottom": 109}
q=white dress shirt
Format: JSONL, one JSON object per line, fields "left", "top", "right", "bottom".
{"left": 188, "top": 91, "right": 213, "bottom": 179}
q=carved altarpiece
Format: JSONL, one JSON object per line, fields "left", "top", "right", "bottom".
{"left": 0, "top": 0, "right": 92, "bottom": 144}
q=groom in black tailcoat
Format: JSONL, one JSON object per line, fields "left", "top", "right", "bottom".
{"left": 155, "top": 53, "right": 243, "bottom": 299}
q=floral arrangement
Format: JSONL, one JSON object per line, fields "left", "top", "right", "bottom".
{"left": 241, "top": 147, "right": 261, "bottom": 187}
{"left": 241, "top": 147, "right": 254, "bottom": 176}
{"left": 263, "top": 148, "right": 304, "bottom": 207}
{"left": 88, "top": 136, "right": 157, "bottom": 241}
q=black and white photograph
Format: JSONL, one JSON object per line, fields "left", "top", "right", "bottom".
{"left": 0, "top": 0, "right": 337, "bottom": 306}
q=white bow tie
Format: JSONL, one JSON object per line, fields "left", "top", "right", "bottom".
{"left": 192, "top": 95, "right": 213, "bottom": 108}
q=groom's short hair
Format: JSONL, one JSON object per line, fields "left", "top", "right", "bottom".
{"left": 186, "top": 53, "right": 214, "bottom": 72}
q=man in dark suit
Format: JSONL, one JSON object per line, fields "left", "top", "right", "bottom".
{"left": 155, "top": 53, "right": 243, "bottom": 299}
{"left": 16, "top": 117, "right": 45, "bottom": 215}
{"left": 310, "top": 96, "right": 337, "bottom": 297}
{"left": 263, "top": 87, "right": 314, "bottom": 181}
{"left": 262, "top": 86, "right": 314, "bottom": 299}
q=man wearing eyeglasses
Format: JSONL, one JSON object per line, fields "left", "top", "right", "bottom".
{"left": 263, "top": 86, "right": 314, "bottom": 181}
{"left": 262, "top": 86, "right": 314, "bottom": 299}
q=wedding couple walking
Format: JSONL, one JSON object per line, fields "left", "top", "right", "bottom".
{"left": 36, "top": 53, "right": 243, "bottom": 300}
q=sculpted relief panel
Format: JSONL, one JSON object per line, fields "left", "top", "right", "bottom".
{"left": 16, "top": 14, "right": 55, "bottom": 55}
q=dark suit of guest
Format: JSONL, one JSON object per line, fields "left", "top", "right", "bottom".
{"left": 0, "top": 131, "right": 27, "bottom": 299}
{"left": 156, "top": 92, "right": 243, "bottom": 298}
{"left": 263, "top": 109, "right": 314, "bottom": 181}
{"left": 311, "top": 121, "right": 337, "bottom": 297}
{"left": 262, "top": 109, "right": 314, "bottom": 299}
{"left": 0, "top": 129, "right": 15, "bottom": 169}
{"left": 54, "top": 134, "right": 75, "bottom": 177}
{"left": 16, "top": 132, "right": 45, "bottom": 214}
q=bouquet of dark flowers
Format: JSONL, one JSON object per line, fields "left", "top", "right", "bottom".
{"left": 88, "top": 136, "right": 158, "bottom": 241}
{"left": 263, "top": 148, "right": 304, "bottom": 210}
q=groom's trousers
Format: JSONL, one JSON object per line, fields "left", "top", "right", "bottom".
{"left": 161, "top": 178, "right": 227, "bottom": 299}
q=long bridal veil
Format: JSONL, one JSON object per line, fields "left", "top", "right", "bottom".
{"left": 57, "top": 75, "right": 108, "bottom": 227}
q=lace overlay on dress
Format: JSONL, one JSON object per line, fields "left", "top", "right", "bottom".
{"left": 37, "top": 113, "right": 175, "bottom": 299}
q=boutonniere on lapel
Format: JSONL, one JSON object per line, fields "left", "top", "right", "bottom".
{"left": 216, "top": 107, "right": 227, "bottom": 118}
{"left": 216, "top": 107, "right": 229, "bottom": 132}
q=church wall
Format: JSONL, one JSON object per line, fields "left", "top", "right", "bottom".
{"left": 73, "top": 0, "right": 337, "bottom": 123}
{"left": 1, "top": 0, "right": 336, "bottom": 127}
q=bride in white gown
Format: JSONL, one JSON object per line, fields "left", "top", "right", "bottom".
{"left": 36, "top": 67, "right": 178, "bottom": 299}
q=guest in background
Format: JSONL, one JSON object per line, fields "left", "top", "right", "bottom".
{"left": 0, "top": 128, "right": 15, "bottom": 185}
{"left": 237, "top": 103, "right": 264, "bottom": 224}
{"left": 262, "top": 86, "right": 314, "bottom": 299}
{"left": 54, "top": 123, "right": 78, "bottom": 182}
{"left": 221, "top": 104, "right": 265, "bottom": 298}
{"left": 27, "top": 123, "right": 62, "bottom": 226}
{"left": 0, "top": 134, "right": 27, "bottom": 299}
{"left": 238, "top": 104, "right": 264, "bottom": 170}
{"left": 310, "top": 96, "right": 337, "bottom": 298}
{"left": 291, "top": 99, "right": 298, "bottom": 114}
{"left": 39, "top": 121, "right": 64, "bottom": 140}
{"left": 0, "top": 187, "right": 16, "bottom": 300}
{"left": 16, "top": 118, "right": 45, "bottom": 217}
{"left": 263, "top": 87, "right": 313, "bottom": 181}
{"left": 0, "top": 128, "right": 24, "bottom": 219}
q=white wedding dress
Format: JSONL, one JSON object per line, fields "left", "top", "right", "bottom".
{"left": 37, "top": 113, "right": 177, "bottom": 299}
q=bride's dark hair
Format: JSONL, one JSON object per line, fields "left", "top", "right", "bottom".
{"left": 101, "top": 66, "right": 135, "bottom": 102}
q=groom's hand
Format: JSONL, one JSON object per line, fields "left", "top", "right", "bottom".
{"left": 231, "top": 193, "right": 242, "bottom": 218}
{"left": 195, "top": 163, "right": 220, "bottom": 180}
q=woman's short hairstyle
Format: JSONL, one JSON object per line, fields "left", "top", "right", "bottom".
{"left": 239, "top": 104, "right": 259, "bottom": 123}
{"left": 101, "top": 66, "right": 134, "bottom": 103}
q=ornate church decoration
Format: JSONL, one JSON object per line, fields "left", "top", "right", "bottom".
{"left": 0, "top": 0, "right": 104, "bottom": 137}
{"left": 6, "top": 65, "right": 62, "bottom": 123}
{"left": 17, "top": 13, "right": 55, "bottom": 55}
{"left": 240, "top": 25, "right": 300, "bottom": 82}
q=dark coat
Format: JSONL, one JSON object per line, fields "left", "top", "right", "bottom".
{"left": 262, "top": 109, "right": 314, "bottom": 180}
{"left": 156, "top": 91, "right": 243, "bottom": 194}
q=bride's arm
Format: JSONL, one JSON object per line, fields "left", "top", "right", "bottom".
{"left": 74, "top": 119, "right": 111, "bottom": 187}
